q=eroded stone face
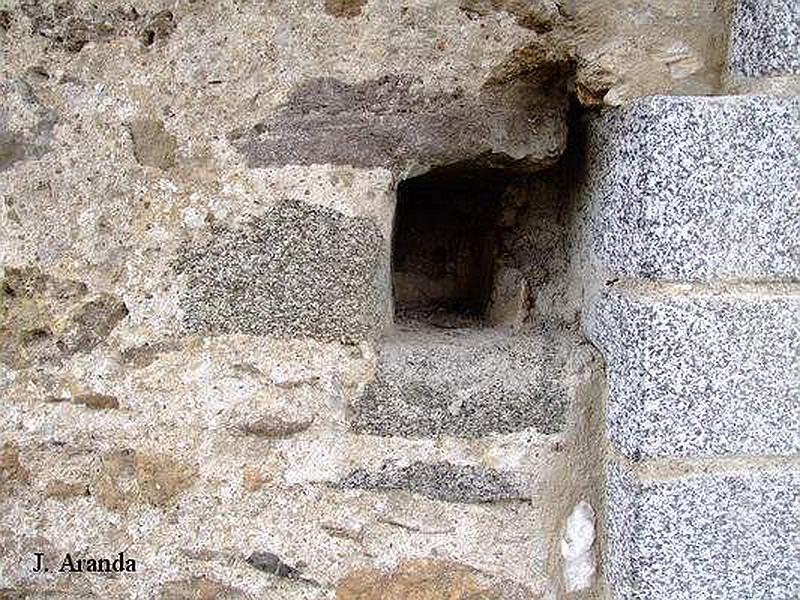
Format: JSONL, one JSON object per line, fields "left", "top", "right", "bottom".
{"left": 338, "top": 461, "right": 528, "bottom": 504}
{"left": 336, "top": 559, "right": 532, "bottom": 600}
{"left": 350, "top": 328, "right": 570, "bottom": 438}
{"left": 0, "top": 266, "right": 127, "bottom": 369}
{"left": 231, "top": 75, "right": 568, "bottom": 173}
{"left": 175, "top": 198, "right": 390, "bottom": 341}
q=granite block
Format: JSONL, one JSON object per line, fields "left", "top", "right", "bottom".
{"left": 586, "top": 286, "right": 800, "bottom": 458}
{"left": 586, "top": 95, "right": 800, "bottom": 281}
{"left": 175, "top": 198, "right": 390, "bottom": 341}
{"left": 338, "top": 461, "right": 527, "bottom": 503}
{"left": 349, "top": 326, "right": 575, "bottom": 438}
{"left": 729, "top": 0, "right": 800, "bottom": 78}
{"left": 607, "top": 463, "right": 800, "bottom": 600}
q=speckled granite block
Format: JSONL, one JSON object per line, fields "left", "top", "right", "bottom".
{"left": 607, "top": 463, "right": 800, "bottom": 600}
{"left": 175, "top": 198, "right": 390, "bottom": 341}
{"left": 586, "top": 96, "right": 800, "bottom": 281}
{"left": 729, "top": 0, "right": 800, "bottom": 78}
{"left": 338, "top": 461, "right": 528, "bottom": 503}
{"left": 586, "top": 286, "right": 800, "bottom": 458}
{"left": 349, "top": 326, "right": 576, "bottom": 438}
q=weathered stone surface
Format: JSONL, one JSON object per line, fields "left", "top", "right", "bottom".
{"left": 350, "top": 327, "right": 570, "bottom": 437}
{"left": 0, "top": 443, "right": 29, "bottom": 497}
{"left": 128, "top": 117, "right": 177, "bottom": 170}
{"left": 338, "top": 461, "right": 527, "bottom": 503}
{"left": 586, "top": 95, "right": 800, "bottom": 281}
{"left": 729, "top": 0, "right": 800, "bottom": 78}
{"left": 231, "top": 74, "right": 568, "bottom": 173}
{"left": 160, "top": 577, "right": 247, "bottom": 600}
{"left": 607, "top": 463, "right": 800, "bottom": 600}
{"left": 18, "top": 2, "right": 175, "bottom": 53}
{"left": 0, "top": 78, "right": 57, "bottom": 172}
{"left": 586, "top": 286, "right": 800, "bottom": 458}
{"left": 460, "top": 0, "right": 565, "bottom": 32}
{"left": 93, "top": 450, "right": 196, "bottom": 511}
{"left": 323, "top": 0, "right": 368, "bottom": 19}
{"left": 0, "top": 266, "right": 126, "bottom": 368}
{"left": 336, "top": 559, "right": 531, "bottom": 599}
{"left": 237, "top": 414, "right": 313, "bottom": 438}
{"left": 176, "top": 198, "right": 389, "bottom": 341}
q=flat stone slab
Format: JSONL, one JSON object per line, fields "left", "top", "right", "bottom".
{"left": 338, "top": 461, "right": 527, "bottom": 503}
{"left": 586, "top": 95, "right": 800, "bottom": 281}
{"left": 586, "top": 286, "right": 800, "bottom": 459}
{"left": 607, "top": 462, "right": 800, "bottom": 600}
{"left": 175, "top": 199, "right": 390, "bottom": 341}
{"left": 349, "top": 326, "right": 577, "bottom": 438}
{"left": 729, "top": 0, "right": 800, "bottom": 78}
{"left": 230, "top": 74, "right": 568, "bottom": 172}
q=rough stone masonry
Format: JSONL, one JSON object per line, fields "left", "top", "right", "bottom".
{"left": 0, "top": 1, "right": 797, "bottom": 599}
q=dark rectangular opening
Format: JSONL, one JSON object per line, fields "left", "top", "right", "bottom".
{"left": 392, "top": 168, "right": 507, "bottom": 327}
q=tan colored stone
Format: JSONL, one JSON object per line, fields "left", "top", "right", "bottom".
{"left": 93, "top": 449, "right": 138, "bottom": 512}
{"left": 242, "top": 467, "right": 268, "bottom": 492}
{"left": 93, "top": 450, "right": 196, "bottom": 511}
{"left": 45, "top": 480, "right": 89, "bottom": 499}
{"left": 336, "top": 559, "right": 512, "bottom": 600}
{"left": 72, "top": 393, "right": 120, "bottom": 410}
{"left": 323, "top": 0, "right": 368, "bottom": 18}
{"left": 128, "top": 118, "right": 177, "bottom": 170}
{"left": 0, "top": 443, "right": 29, "bottom": 496}
{"left": 134, "top": 452, "right": 197, "bottom": 509}
{"left": 160, "top": 576, "right": 246, "bottom": 600}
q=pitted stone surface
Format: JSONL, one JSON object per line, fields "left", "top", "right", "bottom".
{"left": 338, "top": 461, "right": 527, "bottom": 504}
{"left": 350, "top": 326, "right": 572, "bottom": 438}
{"left": 729, "top": 0, "right": 800, "bottom": 78}
{"left": 231, "top": 75, "right": 568, "bottom": 172}
{"left": 175, "top": 199, "right": 389, "bottom": 341}
{"left": 586, "top": 95, "right": 800, "bottom": 281}
{"left": 607, "top": 463, "right": 800, "bottom": 600}
{"left": 586, "top": 286, "right": 800, "bottom": 459}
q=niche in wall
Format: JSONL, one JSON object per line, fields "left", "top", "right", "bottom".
{"left": 391, "top": 168, "right": 511, "bottom": 327}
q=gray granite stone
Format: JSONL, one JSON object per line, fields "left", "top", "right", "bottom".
{"left": 729, "top": 0, "right": 800, "bottom": 78}
{"left": 339, "top": 461, "right": 527, "bottom": 503}
{"left": 175, "top": 199, "right": 390, "bottom": 341}
{"left": 586, "top": 95, "right": 800, "bottom": 281}
{"left": 607, "top": 462, "right": 800, "bottom": 600}
{"left": 586, "top": 286, "right": 800, "bottom": 458}
{"left": 349, "top": 326, "right": 573, "bottom": 438}
{"left": 230, "top": 74, "right": 568, "bottom": 172}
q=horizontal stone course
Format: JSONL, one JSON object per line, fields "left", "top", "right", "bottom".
{"left": 350, "top": 327, "right": 574, "bottom": 438}
{"left": 729, "top": 0, "right": 800, "bottom": 78}
{"left": 586, "top": 286, "right": 800, "bottom": 459}
{"left": 338, "top": 461, "right": 527, "bottom": 503}
{"left": 607, "top": 462, "right": 800, "bottom": 600}
{"left": 586, "top": 95, "right": 800, "bottom": 281}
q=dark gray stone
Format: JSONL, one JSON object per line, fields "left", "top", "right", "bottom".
{"left": 230, "top": 75, "right": 567, "bottom": 172}
{"left": 175, "top": 199, "right": 389, "bottom": 341}
{"left": 0, "top": 79, "right": 57, "bottom": 172}
{"left": 586, "top": 287, "right": 800, "bottom": 459}
{"left": 607, "top": 462, "right": 800, "bottom": 600}
{"left": 729, "top": 0, "right": 800, "bottom": 78}
{"left": 586, "top": 95, "right": 800, "bottom": 281}
{"left": 339, "top": 461, "right": 527, "bottom": 503}
{"left": 349, "top": 327, "right": 571, "bottom": 438}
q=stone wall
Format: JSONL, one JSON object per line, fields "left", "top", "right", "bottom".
{"left": 0, "top": 1, "right": 797, "bottom": 599}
